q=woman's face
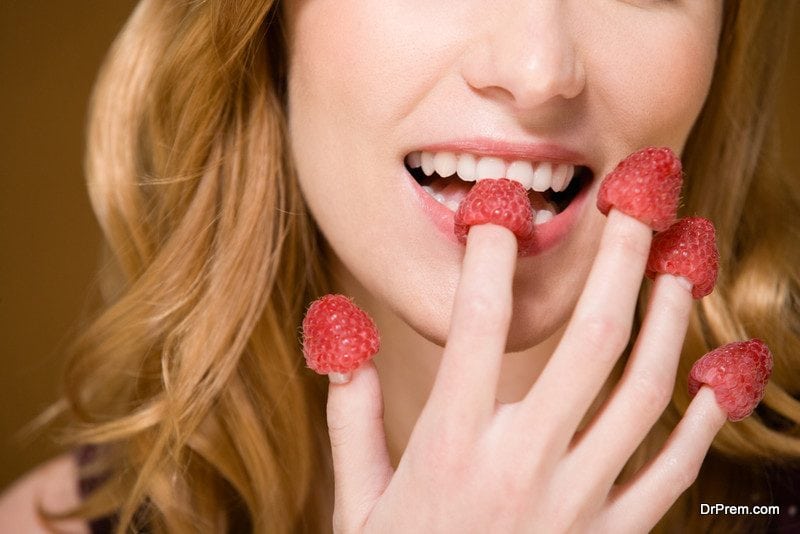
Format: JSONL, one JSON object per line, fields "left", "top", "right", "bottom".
{"left": 285, "top": 1, "right": 722, "bottom": 351}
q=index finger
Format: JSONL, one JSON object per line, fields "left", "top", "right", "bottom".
{"left": 426, "top": 223, "right": 518, "bottom": 427}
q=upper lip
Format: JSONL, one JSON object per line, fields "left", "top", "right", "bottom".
{"left": 408, "top": 138, "right": 590, "bottom": 167}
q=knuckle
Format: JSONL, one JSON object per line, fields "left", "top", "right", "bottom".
{"left": 326, "top": 418, "right": 353, "bottom": 450}
{"left": 608, "top": 225, "right": 651, "bottom": 259}
{"left": 578, "top": 314, "right": 631, "bottom": 357}
{"left": 629, "top": 373, "right": 672, "bottom": 413}
{"left": 327, "top": 403, "right": 351, "bottom": 438}
{"left": 414, "top": 417, "right": 470, "bottom": 472}
{"left": 497, "top": 463, "right": 535, "bottom": 497}
{"left": 669, "top": 453, "right": 702, "bottom": 492}
{"left": 460, "top": 288, "right": 511, "bottom": 329}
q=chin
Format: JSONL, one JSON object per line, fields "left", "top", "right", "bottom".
{"left": 503, "top": 278, "right": 579, "bottom": 352}
{"left": 504, "top": 310, "right": 567, "bottom": 353}
{"left": 397, "top": 289, "right": 571, "bottom": 354}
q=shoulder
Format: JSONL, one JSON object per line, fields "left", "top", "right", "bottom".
{"left": 0, "top": 454, "right": 89, "bottom": 533}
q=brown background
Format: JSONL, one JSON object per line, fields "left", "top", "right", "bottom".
{"left": 1, "top": 3, "right": 799, "bottom": 491}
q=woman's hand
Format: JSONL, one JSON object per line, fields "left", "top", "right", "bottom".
{"left": 326, "top": 209, "right": 726, "bottom": 533}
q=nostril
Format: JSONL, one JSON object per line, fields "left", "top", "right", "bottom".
{"left": 458, "top": 7, "right": 585, "bottom": 111}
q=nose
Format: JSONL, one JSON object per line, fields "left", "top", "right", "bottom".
{"left": 460, "top": 1, "right": 586, "bottom": 111}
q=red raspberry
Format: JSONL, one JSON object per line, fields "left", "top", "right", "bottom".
{"left": 454, "top": 178, "right": 534, "bottom": 249}
{"left": 688, "top": 339, "right": 773, "bottom": 422}
{"left": 597, "top": 147, "right": 683, "bottom": 231}
{"left": 302, "top": 294, "right": 380, "bottom": 375}
{"left": 645, "top": 217, "right": 719, "bottom": 299}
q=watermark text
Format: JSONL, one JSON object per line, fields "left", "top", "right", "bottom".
{"left": 700, "top": 503, "right": 780, "bottom": 515}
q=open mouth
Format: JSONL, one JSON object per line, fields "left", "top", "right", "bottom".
{"left": 405, "top": 150, "right": 593, "bottom": 224}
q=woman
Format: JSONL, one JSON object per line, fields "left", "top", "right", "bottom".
{"left": 1, "top": 0, "right": 798, "bottom": 532}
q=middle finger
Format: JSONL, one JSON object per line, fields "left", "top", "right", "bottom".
{"left": 519, "top": 208, "right": 653, "bottom": 453}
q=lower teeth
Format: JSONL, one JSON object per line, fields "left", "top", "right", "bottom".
{"left": 534, "top": 210, "right": 554, "bottom": 224}
{"left": 412, "top": 164, "right": 590, "bottom": 216}
{"left": 423, "top": 185, "right": 556, "bottom": 223}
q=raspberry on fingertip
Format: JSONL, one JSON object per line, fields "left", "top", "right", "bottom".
{"left": 454, "top": 178, "right": 535, "bottom": 254}
{"left": 688, "top": 339, "right": 773, "bottom": 422}
{"left": 646, "top": 217, "right": 719, "bottom": 299}
{"left": 302, "top": 295, "right": 380, "bottom": 378}
{"left": 597, "top": 147, "right": 683, "bottom": 231}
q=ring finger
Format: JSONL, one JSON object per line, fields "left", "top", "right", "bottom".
{"left": 562, "top": 273, "right": 694, "bottom": 494}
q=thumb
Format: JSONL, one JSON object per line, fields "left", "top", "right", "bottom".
{"left": 327, "top": 361, "right": 393, "bottom": 531}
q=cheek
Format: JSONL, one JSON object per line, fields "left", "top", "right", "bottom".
{"left": 286, "top": 2, "right": 428, "bottom": 224}
{"left": 285, "top": 1, "right": 474, "bottom": 248}
{"left": 286, "top": 2, "right": 464, "bottom": 138}
{"left": 585, "top": 5, "right": 721, "bottom": 148}
{"left": 286, "top": 3, "right": 404, "bottom": 250}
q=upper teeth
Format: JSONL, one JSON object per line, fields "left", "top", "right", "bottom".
{"left": 407, "top": 150, "right": 576, "bottom": 193}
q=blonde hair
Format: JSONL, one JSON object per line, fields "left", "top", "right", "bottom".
{"left": 646, "top": 2, "right": 800, "bottom": 531}
{"left": 50, "top": 0, "right": 798, "bottom": 532}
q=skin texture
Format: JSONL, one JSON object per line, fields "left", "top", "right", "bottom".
{"left": 286, "top": 0, "right": 722, "bottom": 457}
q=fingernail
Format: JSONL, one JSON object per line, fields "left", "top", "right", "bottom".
{"left": 329, "top": 372, "right": 352, "bottom": 385}
{"left": 672, "top": 274, "right": 694, "bottom": 293}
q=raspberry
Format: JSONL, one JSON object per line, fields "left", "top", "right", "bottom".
{"left": 688, "top": 339, "right": 773, "bottom": 422}
{"left": 646, "top": 217, "right": 719, "bottom": 299}
{"left": 597, "top": 147, "right": 683, "bottom": 231}
{"left": 302, "top": 294, "right": 380, "bottom": 375}
{"left": 454, "top": 178, "right": 534, "bottom": 250}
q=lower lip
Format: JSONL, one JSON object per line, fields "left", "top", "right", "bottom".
{"left": 406, "top": 168, "right": 591, "bottom": 257}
